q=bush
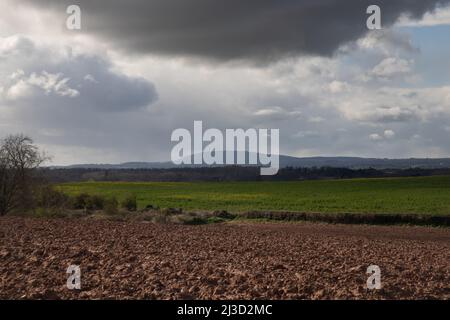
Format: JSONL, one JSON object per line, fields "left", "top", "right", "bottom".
{"left": 161, "top": 207, "right": 183, "bottom": 215}
{"left": 212, "top": 210, "right": 236, "bottom": 220}
{"left": 182, "top": 216, "right": 208, "bottom": 225}
{"left": 207, "top": 216, "right": 227, "bottom": 224}
{"left": 152, "top": 213, "right": 170, "bottom": 224}
{"left": 35, "top": 207, "right": 67, "bottom": 218}
{"left": 121, "top": 194, "right": 137, "bottom": 211}
{"left": 86, "top": 195, "right": 105, "bottom": 210}
{"left": 37, "top": 185, "right": 71, "bottom": 210}
{"left": 72, "top": 193, "right": 90, "bottom": 210}
{"left": 104, "top": 197, "right": 119, "bottom": 215}
{"left": 71, "top": 193, "right": 106, "bottom": 211}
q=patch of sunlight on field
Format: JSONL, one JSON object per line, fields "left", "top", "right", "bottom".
{"left": 58, "top": 176, "right": 450, "bottom": 215}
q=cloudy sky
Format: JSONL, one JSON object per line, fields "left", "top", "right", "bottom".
{"left": 1, "top": 0, "right": 450, "bottom": 165}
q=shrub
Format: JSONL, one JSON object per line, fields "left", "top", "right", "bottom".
{"left": 207, "top": 216, "right": 227, "bottom": 224}
{"left": 121, "top": 194, "right": 137, "bottom": 211}
{"left": 34, "top": 207, "right": 67, "bottom": 218}
{"left": 152, "top": 213, "right": 169, "bottom": 224}
{"left": 104, "top": 197, "right": 119, "bottom": 215}
{"left": 37, "top": 185, "right": 70, "bottom": 210}
{"left": 175, "top": 213, "right": 207, "bottom": 225}
{"left": 162, "top": 207, "right": 183, "bottom": 215}
{"left": 212, "top": 210, "right": 236, "bottom": 220}
{"left": 182, "top": 216, "right": 208, "bottom": 225}
{"left": 72, "top": 193, "right": 90, "bottom": 210}
{"left": 86, "top": 195, "right": 105, "bottom": 210}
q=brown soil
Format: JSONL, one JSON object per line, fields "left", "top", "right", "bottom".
{"left": 0, "top": 217, "right": 449, "bottom": 299}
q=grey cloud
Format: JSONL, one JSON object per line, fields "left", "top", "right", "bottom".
{"left": 253, "top": 106, "right": 302, "bottom": 121}
{"left": 0, "top": 36, "right": 158, "bottom": 112}
{"left": 21, "top": 0, "right": 450, "bottom": 63}
{"left": 59, "top": 55, "right": 158, "bottom": 112}
{"left": 348, "top": 105, "right": 421, "bottom": 123}
{"left": 0, "top": 35, "right": 159, "bottom": 163}
{"left": 0, "top": 35, "right": 35, "bottom": 58}
{"left": 370, "top": 57, "right": 414, "bottom": 79}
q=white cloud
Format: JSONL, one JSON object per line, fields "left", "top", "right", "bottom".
{"left": 0, "top": 35, "right": 157, "bottom": 112}
{"left": 5, "top": 79, "right": 33, "bottom": 100}
{"left": 254, "top": 107, "right": 284, "bottom": 116}
{"left": 369, "top": 133, "right": 383, "bottom": 141}
{"left": 347, "top": 30, "right": 419, "bottom": 56}
{"left": 336, "top": 86, "right": 450, "bottom": 124}
{"left": 328, "top": 80, "right": 349, "bottom": 94}
{"left": 369, "top": 130, "right": 395, "bottom": 141}
{"left": 10, "top": 69, "right": 25, "bottom": 80}
{"left": 371, "top": 57, "right": 413, "bottom": 79}
{"left": 29, "top": 72, "right": 79, "bottom": 97}
{"left": 397, "top": 5, "right": 450, "bottom": 27}
{"left": 293, "top": 130, "right": 320, "bottom": 138}
{"left": 84, "top": 74, "right": 99, "bottom": 84}
{"left": 384, "top": 129, "right": 396, "bottom": 139}
{"left": 308, "top": 116, "right": 325, "bottom": 123}
{"left": 344, "top": 105, "right": 419, "bottom": 123}
{"left": 0, "top": 35, "right": 34, "bottom": 57}
{"left": 253, "top": 106, "right": 302, "bottom": 120}
{"left": 4, "top": 71, "right": 79, "bottom": 100}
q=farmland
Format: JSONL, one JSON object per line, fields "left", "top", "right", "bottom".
{"left": 1, "top": 217, "right": 449, "bottom": 299}
{"left": 3, "top": 175, "right": 449, "bottom": 300}
{"left": 58, "top": 175, "right": 450, "bottom": 215}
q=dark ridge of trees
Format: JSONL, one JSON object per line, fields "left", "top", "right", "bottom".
{"left": 41, "top": 166, "right": 450, "bottom": 183}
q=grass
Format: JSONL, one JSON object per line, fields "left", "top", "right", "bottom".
{"left": 57, "top": 175, "right": 450, "bottom": 216}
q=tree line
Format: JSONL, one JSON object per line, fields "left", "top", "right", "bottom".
{"left": 42, "top": 165, "right": 450, "bottom": 183}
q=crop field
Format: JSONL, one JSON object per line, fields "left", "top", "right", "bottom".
{"left": 58, "top": 175, "right": 450, "bottom": 215}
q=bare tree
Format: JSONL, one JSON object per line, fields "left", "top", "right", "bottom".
{"left": 0, "top": 134, "right": 48, "bottom": 215}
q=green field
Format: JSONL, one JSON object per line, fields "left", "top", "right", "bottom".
{"left": 58, "top": 176, "right": 450, "bottom": 215}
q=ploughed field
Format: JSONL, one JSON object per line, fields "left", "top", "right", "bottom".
{"left": 58, "top": 176, "right": 450, "bottom": 215}
{"left": 1, "top": 217, "right": 449, "bottom": 299}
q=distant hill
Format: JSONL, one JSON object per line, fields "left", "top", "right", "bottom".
{"left": 279, "top": 156, "right": 450, "bottom": 169}
{"left": 50, "top": 154, "right": 450, "bottom": 170}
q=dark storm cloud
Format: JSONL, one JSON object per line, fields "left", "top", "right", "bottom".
{"left": 21, "top": 0, "right": 450, "bottom": 63}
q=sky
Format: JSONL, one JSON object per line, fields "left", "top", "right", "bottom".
{"left": 0, "top": 0, "right": 450, "bottom": 165}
